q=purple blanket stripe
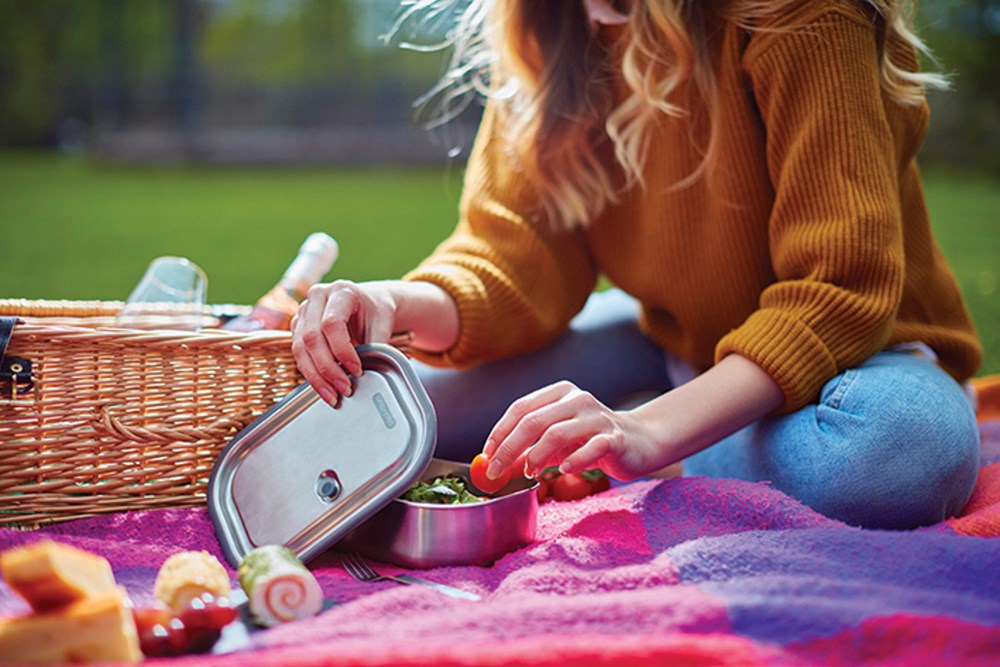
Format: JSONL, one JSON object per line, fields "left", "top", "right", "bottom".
{"left": 1, "top": 456, "right": 998, "bottom": 664}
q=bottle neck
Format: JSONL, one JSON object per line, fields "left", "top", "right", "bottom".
{"left": 278, "top": 253, "right": 328, "bottom": 301}
{"left": 279, "top": 279, "right": 311, "bottom": 303}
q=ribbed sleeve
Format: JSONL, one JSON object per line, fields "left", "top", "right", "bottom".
{"left": 715, "top": 6, "right": 908, "bottom": 411}
{"left": 401, "top": 0, "right": 981, "bottom": 406}
{"left": 404, "top": 104, "right": 598, "bottom": 367}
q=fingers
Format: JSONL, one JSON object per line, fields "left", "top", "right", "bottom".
{"left": 524, "top": 417, "right": 605, "bottom": 476}
{"left": 292, "top": 280, "right": 397, "bottom": 406}
{"left": 319, "top": 287, "right": 364, "bottom": 375}
{"left": 292, "top": 295, "right": 354, "bottom": 403}
{"left": 484, "top": 382, "right": 609, "bottom": 479}
{"left": 483, "top": 381, "right": 575, "bottom": 458}
{"left": 558, "top": 435, "right": 614, "bottom": 475}
{"left": 294, "top": 345, "right": 346, "bottom": 407}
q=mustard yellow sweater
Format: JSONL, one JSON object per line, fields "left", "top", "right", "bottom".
{"left": 405, "top": 1, "right": 982, "bottom": 412}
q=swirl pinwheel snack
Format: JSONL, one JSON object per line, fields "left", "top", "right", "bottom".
{"left": 238, "top": 545, "right": 323, "bottom": 627}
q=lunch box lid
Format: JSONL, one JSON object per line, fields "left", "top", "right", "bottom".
{"left": 208, "top": 343, "right": 436, "bottom": 567}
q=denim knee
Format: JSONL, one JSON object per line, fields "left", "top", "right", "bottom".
{"left": 796, "top": 353, "right": 980, "bottom": 529}
{"left": 687, "top": 352, "right": 982, "bottom": 529}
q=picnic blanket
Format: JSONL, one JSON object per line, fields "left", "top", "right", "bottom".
{"left": 2, "top": 377, "right": 999, "bottom": 666}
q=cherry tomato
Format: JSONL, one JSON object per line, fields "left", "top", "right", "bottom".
{"left": 183, "top": 627, "right": 223, "bottom": 654}
{"left": 590, "top": 475, "right": 611, "bottom": 494}
{"left": 551, "top": 472, "right": 593, "bottom": 501}
{"left": 539, "top": 467, "right": 561, "bottom": 484}
{"left": 134, "top": 594, "right": 237, "bottom": 657}
{"left": 536, "top": 467, "right": 560, "bottom": 503}
{"left": 582, "top": 469, "right": 611, "bottom": 494}
{"left": 178, "top": 593, "right": 238, "bottom": 632}
{"left": 132, "top": 605, "right": 172, "bottom": 636}
{"left": 138, "top": 617, "right": 188, "bottom": 658}
{"left": 470, "top": 453, "right": 510, "bottom": 494}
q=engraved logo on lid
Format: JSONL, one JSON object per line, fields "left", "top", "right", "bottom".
{"left": 372, "top": 392, "right": 396, "bottom": 429}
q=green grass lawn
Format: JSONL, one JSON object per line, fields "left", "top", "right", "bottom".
{"left": 0, "top": 151, "right": 465, "bottom": 305}
{"left": 0, "top": 151, "right": 997, "bottom": 375}
{"left": 919, "top": 166, "right": 999, "bottom": 377}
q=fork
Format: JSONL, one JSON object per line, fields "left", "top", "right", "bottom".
{"left": 339, "top": 552, "right": 480, "bottom": 601}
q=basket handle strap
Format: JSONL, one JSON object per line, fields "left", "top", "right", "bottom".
{"left": 0, "top": 317, "right": 17, "bottom": 361}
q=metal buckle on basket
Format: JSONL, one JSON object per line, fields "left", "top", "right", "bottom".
{"left": 0, "top": 316, "right": 37, "bottom": 404}
{"left": 0, "top": 356, "right": 36, "bottom": 401}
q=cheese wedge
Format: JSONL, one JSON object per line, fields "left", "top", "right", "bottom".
{"left": 0, "top": 541, "right": 117, "bottom": 612}
{"left": 0, "top": 588, "right": 141, "bottom": 664}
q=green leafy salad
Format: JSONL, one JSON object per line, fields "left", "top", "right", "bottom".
{"left": 401, "top": 475, "right": 483, "bottom": 505}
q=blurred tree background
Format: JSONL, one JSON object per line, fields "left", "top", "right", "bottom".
{"left": 0, "top": 0, "right": 997, "bottom": 168}
{"left": 921, "top": 0, "right": 1000, "bottom": 172}
{"left": 0, "top": 0, "right": 477, "bottom": 161}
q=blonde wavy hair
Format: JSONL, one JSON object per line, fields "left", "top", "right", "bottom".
{"left": 393, "top": 0, "right": 946, "bottom": 229}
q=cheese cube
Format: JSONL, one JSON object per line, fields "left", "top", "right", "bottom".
{"left": 0, "top": 588, "right": 141, "bottom": 664}
{"left": 0, "top": 541, "right": 117, "bottom": 612}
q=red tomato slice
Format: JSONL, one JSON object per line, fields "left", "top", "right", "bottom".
{"left": 470, "top": 453, "right": 510, "bottom": 494}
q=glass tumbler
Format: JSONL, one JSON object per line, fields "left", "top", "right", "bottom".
{"left": 116, "top": 256, "right": 208, "bottom": 330}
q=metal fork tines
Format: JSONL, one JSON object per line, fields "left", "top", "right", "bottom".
{"left": 339, "top": 552, "right": 480, "bottom": 600}
{"left": 340, "top": 552, "right": 384, "bottom": 583}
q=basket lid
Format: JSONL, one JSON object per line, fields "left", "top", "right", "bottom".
{"left": 208, "top": 343, "right": 436, "bottom": 567}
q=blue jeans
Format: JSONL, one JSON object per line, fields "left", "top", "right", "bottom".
{"left": 413, "top": 290, "right": 980, "bottom": 529}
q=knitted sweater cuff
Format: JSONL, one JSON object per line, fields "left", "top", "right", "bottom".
{"left": 402, "top": 266, "right": 490, "bottom": 369}
{"left": 715, "top": 308, "right": 839, "bottom": 413}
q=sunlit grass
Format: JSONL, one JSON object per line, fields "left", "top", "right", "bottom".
{"left": 921, "top": 165, "right": 1000, "bottom": 375}
{"left": 0, "top": 152, "right": 996, "bottom": 374}
{"left": 0, "top": 151, "right": 464, "bottom": 305}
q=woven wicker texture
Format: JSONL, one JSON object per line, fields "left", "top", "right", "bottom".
{"left": 0, "top": 299, "right": 301, "bottom": 528}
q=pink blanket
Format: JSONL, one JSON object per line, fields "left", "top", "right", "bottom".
{"left": 2, "top": 405, "right": 999, "bottom": 665}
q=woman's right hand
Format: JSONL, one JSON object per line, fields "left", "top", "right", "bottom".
{"left": 291, "top": 279, "right": 460, "bottom": 406}
{"left": 291, "top": 280, "right": 399, "bottom": 405}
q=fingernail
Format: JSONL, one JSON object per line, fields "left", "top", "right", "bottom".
{"left": 559, "top": 461, "right": 573, "bottom": 475}
{"left": 318, "top": 387, "right": 337, "bottom": 406}
{"left": 487, "top": 460, "right": 503, "bottom": 480}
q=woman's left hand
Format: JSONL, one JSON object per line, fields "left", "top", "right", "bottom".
{"left": 481, "top": 380, "right": 660, "bottom": 483}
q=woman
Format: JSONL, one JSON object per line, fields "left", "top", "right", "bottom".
{"left": 291, "top": 0, "right": 982, "bottom": 528}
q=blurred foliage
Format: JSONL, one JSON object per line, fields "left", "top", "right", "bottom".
{"left": 923, "top": 0, "right": 1000, "bottom": 103}
{"left": 0, "top": 0, "right": 998, "bottom": 170}
{"left": 920, "top": 0, "right": 1000, "bottom": 173}
{"left": 0, "top": 0, "right": 94, "bottom": 144}
{"left": 0, "top": 0, "right": 447, "bottom": 144}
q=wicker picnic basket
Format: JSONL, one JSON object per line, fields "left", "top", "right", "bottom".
{"left": 0, "top": 299, "right": 303, "bottom": 529}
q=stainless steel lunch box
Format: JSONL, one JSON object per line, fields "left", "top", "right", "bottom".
{"left": 338, "top": 458, "right": 538, "bottom": 569}
{"left": 208, "top": 343, "right": 537, "bottom": 569}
